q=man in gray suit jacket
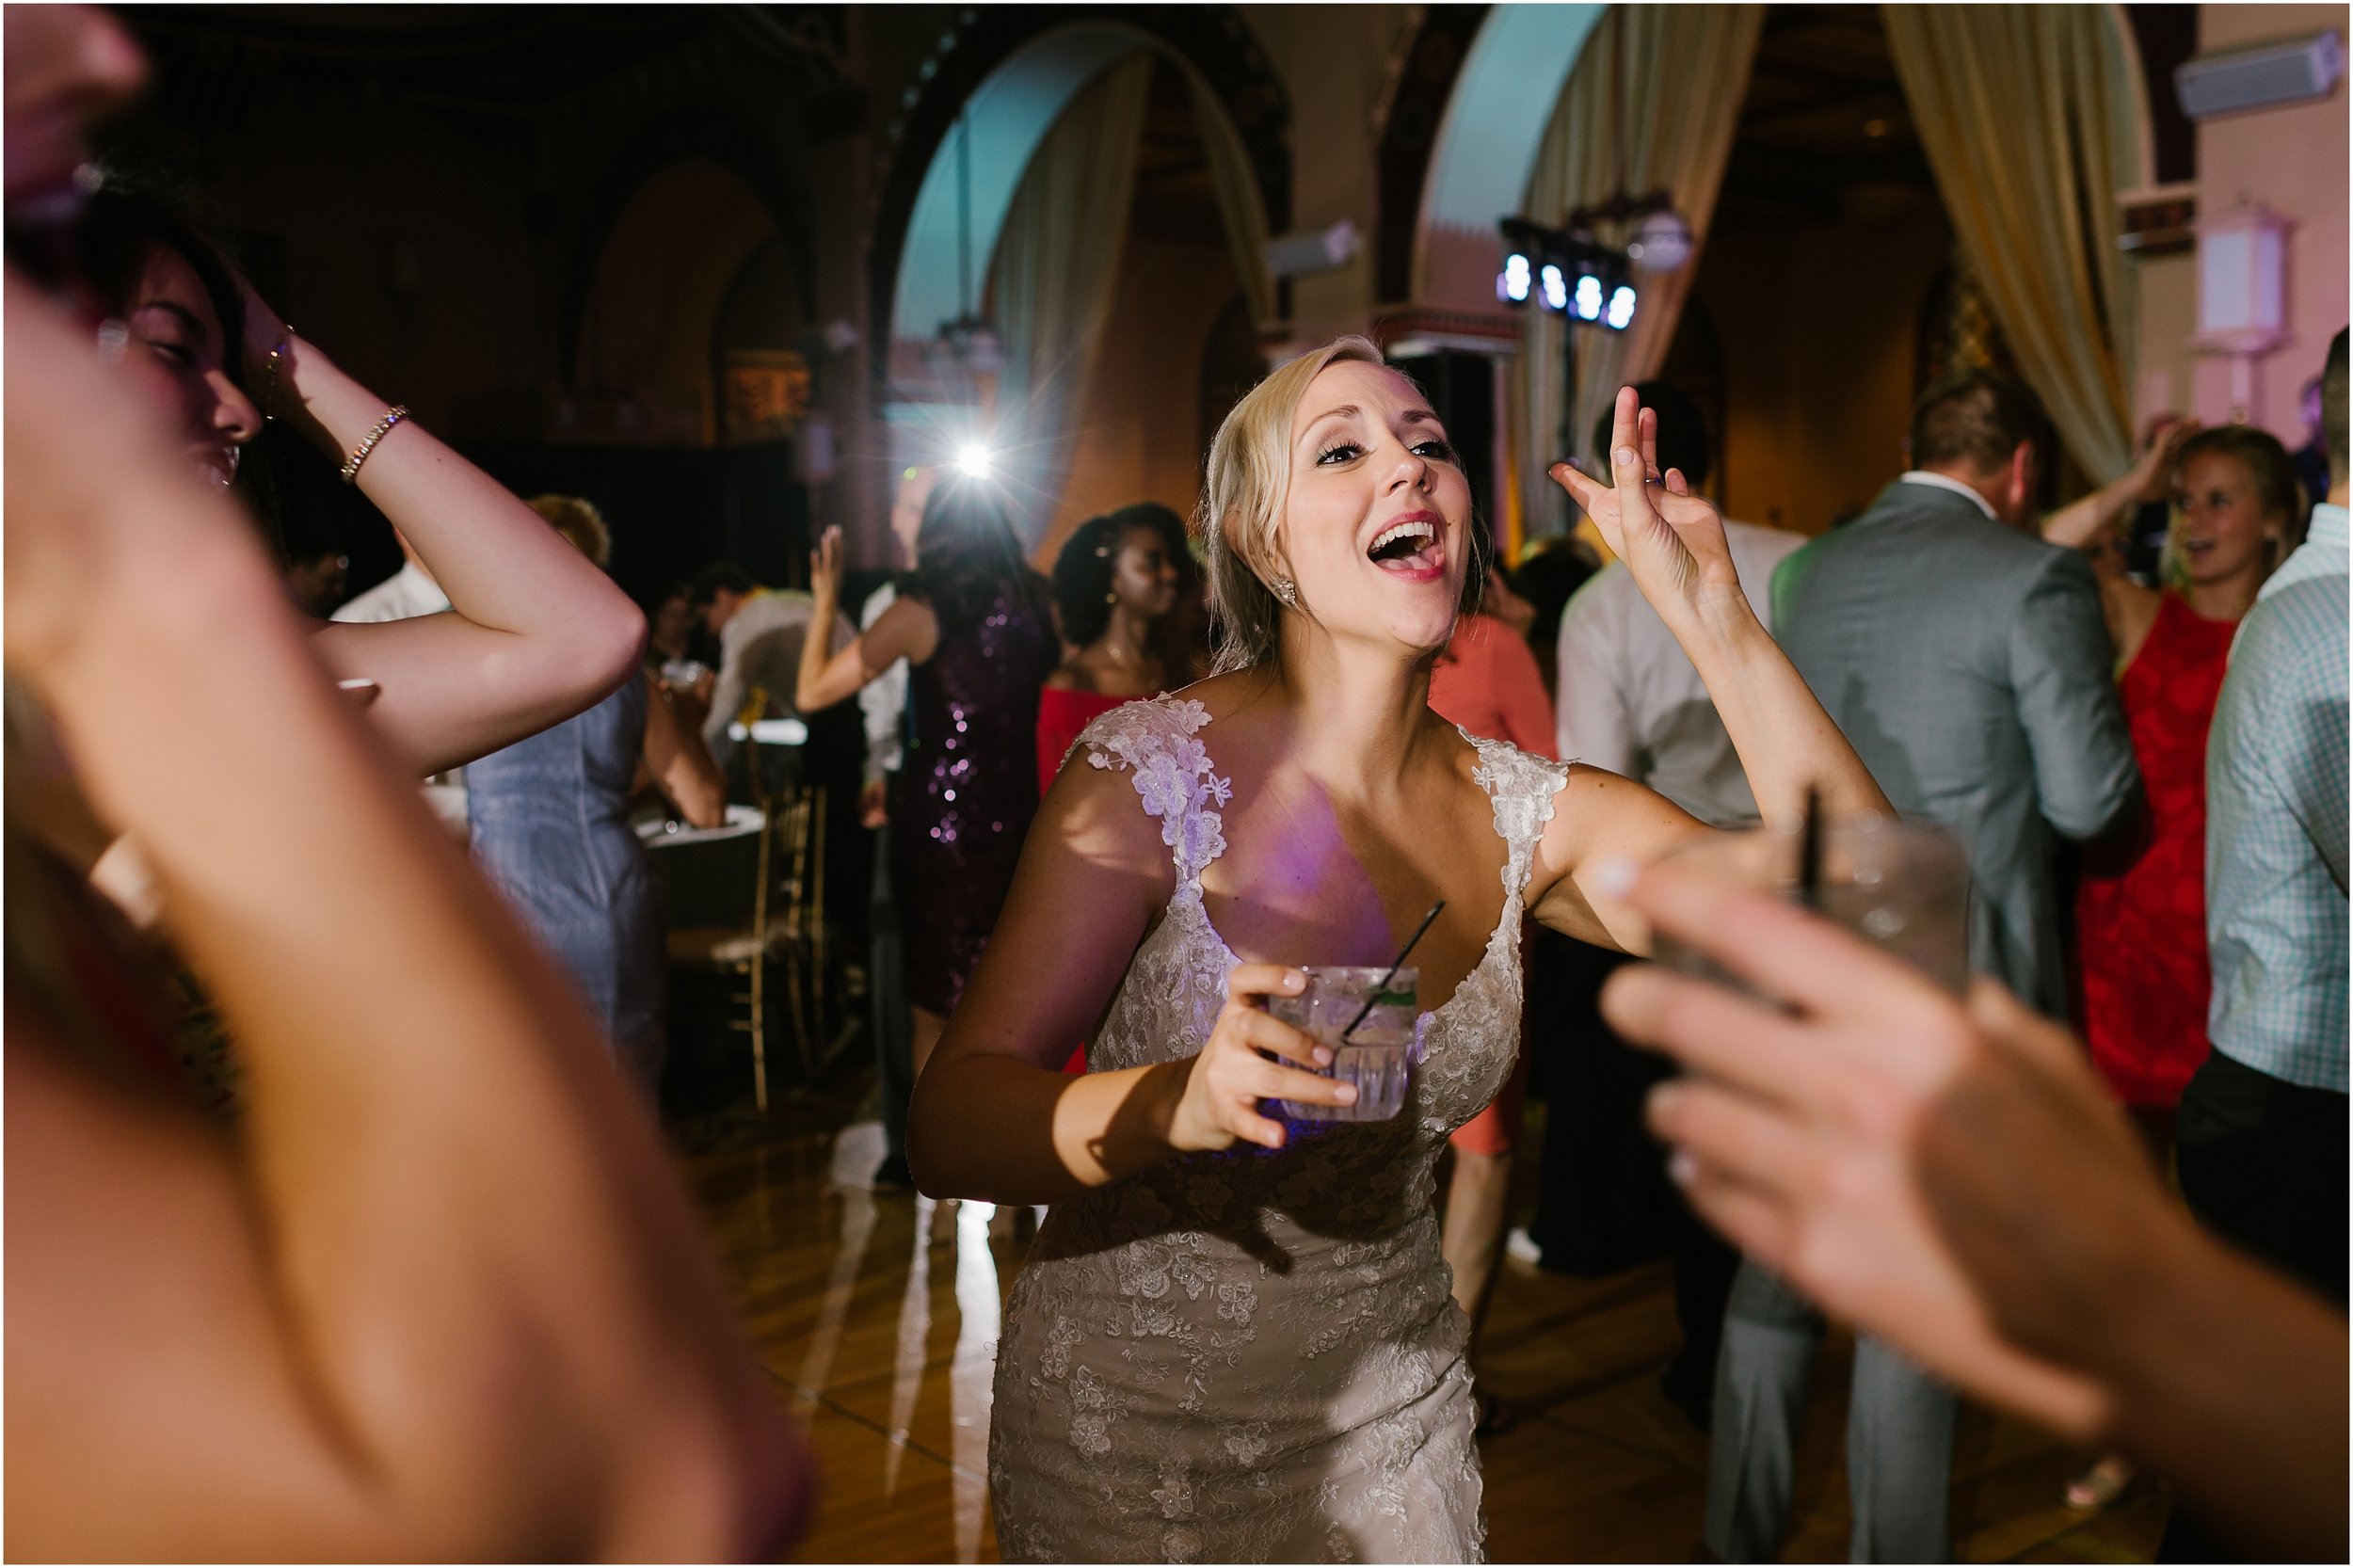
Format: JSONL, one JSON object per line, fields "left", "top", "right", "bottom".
{"left": 1704, "top": 373, "right": 2141, "bottom": 1562}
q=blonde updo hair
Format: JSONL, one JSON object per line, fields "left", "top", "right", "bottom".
{"left": 527, "top": 493, "right": 612, "bottom": 568}
{"left": 1198, "top": 334, "right": 1483, "bottom": 672}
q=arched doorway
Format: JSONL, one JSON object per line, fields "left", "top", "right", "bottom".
{"left": 571, "top": 159, "right": 785, "bottom": 444}
{"left": 870, "top": 10, "right": 1289, "bottom": 557}
{"left": 870, "top": 7, "right": 1289, "bottom": 376}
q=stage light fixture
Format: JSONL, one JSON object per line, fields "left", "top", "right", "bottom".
{"left": 1498, "top": 217, "right": 1638, "bottom": 332}
{"left": 955, "top": 443, "right": 994, "bottom": 479}
{"left": 1540, "top": 264, "right": 1569, "bottom": 312}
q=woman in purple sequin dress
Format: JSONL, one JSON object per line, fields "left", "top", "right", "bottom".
{"left": 799, "top": 474, "right": 1059, "bottom": 1074}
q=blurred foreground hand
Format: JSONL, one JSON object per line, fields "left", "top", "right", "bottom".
{"left": 1601, "top": 858, "right": 2347, "bottom": 1563}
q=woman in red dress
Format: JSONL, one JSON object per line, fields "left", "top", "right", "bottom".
{"left": 2045, "top": 424, "right": 2306, "bottom": 1509}
{"left": 2057, "top": 427, "right": 2307, "bottom": 1127}
{"left": 1034, "top": 504, "right": 1196, "bottom": 792}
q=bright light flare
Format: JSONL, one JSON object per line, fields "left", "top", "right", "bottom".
{"left": 954, "top": 443, "right": 993, "bottom": 479}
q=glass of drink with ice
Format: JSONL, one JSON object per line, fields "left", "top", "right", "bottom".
{"left": 1270, "top": 967, "right": 1417, "bottom": 1122}
{"left": 1653, "top": 818, "right": 1972, "bottom": 996}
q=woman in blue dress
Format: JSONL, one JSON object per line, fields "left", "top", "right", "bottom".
{"left": 468, "top": 496, "right": 727, "bottom": 1095}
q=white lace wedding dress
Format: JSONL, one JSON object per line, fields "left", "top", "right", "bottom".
{"left": 989, "top": 696, "right": 1569, "bottom": 1563}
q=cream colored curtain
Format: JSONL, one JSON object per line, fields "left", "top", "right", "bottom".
{"left": 1514, "top": 4, "right": 1764, "bottom": 541}
{"left": 991, "top": 54, "right": 1155, "bottom": 544}
{"left": 1188, "top": 73, "right": 1277, "bottom": 328}
{"left": 1883, "top": 5, "right": 2138, "bottom": 481}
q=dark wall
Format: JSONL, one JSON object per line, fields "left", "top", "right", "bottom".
{"left": 459, "top": 441, "right": 815, "bottom": 611}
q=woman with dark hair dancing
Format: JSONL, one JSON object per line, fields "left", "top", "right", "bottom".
{"left": 797, "top": 478, "right": 1060, "bottom": 1076}
{"left": 1036, "top": 504, "right": 1192, "bottom": 792}
{"left": 54, "top": 178, "right": 643, "bottom": 781}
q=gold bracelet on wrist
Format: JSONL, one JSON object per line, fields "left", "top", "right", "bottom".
{"left": 341, "top": 405, "right": 409, "bottom": 486}
{"left": 261, "top": 327, "right": 294, "bottom": 422}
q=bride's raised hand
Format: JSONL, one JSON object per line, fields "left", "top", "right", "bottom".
{"left": 1169, "top": 964, "right": 1356, "bottom": 1153}
{"left": 1548, "top": 385, "right": 1741, "bottom": 618}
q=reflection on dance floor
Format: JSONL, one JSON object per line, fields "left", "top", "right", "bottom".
{"left": 688, "top": 1116, "right": 2170, "bottom": 1564}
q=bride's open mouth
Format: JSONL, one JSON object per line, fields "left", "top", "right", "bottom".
{"left": 1366, "top": 510, "right": 1448, "bottom": 583}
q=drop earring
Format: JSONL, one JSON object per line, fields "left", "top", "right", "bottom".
{"left": 1271, "top": 576, "right": 1299, "bottom": 608}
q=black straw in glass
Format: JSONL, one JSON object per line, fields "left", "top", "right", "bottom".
{"left": 1797, "top": 784, "right": 1824, "bottom": 911}
{"left": 1340, "top": 901, "right": 1446, "bottom": 1042}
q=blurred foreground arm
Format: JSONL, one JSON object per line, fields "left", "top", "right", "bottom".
{"left": 1601, "top": 859, "right": 2346, "bottom": 1563}
{"left": 5, "top": 275, "right": 803, "bottom": 1560}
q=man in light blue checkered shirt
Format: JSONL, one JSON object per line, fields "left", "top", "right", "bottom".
{"left": 2180, "top": 328, "right": 2350, "bottom": 1324}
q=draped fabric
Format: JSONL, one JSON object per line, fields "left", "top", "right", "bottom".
{"left": 989, "top": 55, "right": 1155, "bottom": 545}
{"left": 1187, "top": 72, "right": 1276, "bottom": 328}
{"left": 1883, "top": 4, "right": 2141, "bottom": 482}
{"left": 1513, "top": 5, "right": 1764, "bottom": 541}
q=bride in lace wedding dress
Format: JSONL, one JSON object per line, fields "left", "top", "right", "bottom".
{"left": 907, "top": 338, "right": 1890, "bottom": 1563}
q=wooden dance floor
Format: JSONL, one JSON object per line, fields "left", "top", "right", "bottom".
{"left": 684, "top": 1093, "right": 2169, "bottom": 1563}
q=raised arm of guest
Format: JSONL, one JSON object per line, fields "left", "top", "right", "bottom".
{"left": 794, "top": 525, "right": 938, "bottom": 713}
{"left": 1527, "top": 389, "right": 1892, "bottom": 953}
{"left": 6, "top": 269, "right": 801, "bottom": 1560}
{"left": 642, "top": 673, "right": 727, "bottom": 829}
{"left": 1604, "top": 857, "right": 2346, "bottom": 1565}
{"left": 2041, "top": 418, "right": 2193, "bottom": 551}
{"left": 239, "top": 284, "right": 646, "bottom": 776}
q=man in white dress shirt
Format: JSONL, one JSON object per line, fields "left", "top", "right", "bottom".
{"left": 689, "top": 563, "right": 854, "bottom": 785}
{"left": 330, "top": 534, "right": 449, "bottom": 625}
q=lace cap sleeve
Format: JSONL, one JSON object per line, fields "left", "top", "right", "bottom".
{"left": 1078, "top": 696, "right": 1232, "bottom": 885}
{"left": 1465, "top": 732, "right": 1573, "bottom": 902}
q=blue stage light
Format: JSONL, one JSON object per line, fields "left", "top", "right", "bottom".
{"left": 1606, "top": 284, "right": 1638, "bottom": 330}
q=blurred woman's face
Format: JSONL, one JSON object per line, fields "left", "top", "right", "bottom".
{"left": 651, "top": 592, "right": 694, "bottom": 653}
{"left": 114, "top": 243, "right": 260, "bottom": 488}
{"left": 2174, "top": 450, "right": 2281, "bottom": 586}
{"left": 1280, "top": 360, "right": 1471, "bottom": 657}
{"left": 1111, "top": 525, "right": 1180, "bottom": 623}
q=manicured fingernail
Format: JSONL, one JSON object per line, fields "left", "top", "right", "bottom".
{"left": 1336, "top": 1083, "right": 1358, "bottom": 1104}
{"left": 1650, "top": 1081, "right": 1683, "bottom": 1118}
{"left": 1313, "top": 1046, "right": 1334, "bottom": 1065}
{"left": 1668, "top": 1149, "right": 1699, "bottom": 1187}
{"left": 1284, "top": 970, "right": 1305, "bottom": 992}
{"left": 1592, "top": 855, "right": 1638, "bottom": 898}
{"left": 1616, "top": 446, "right": 1640, "bottom": 471}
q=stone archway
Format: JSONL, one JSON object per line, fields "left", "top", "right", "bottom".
{"left": 867, "top": 5, "right": 1289, "bottom": 387}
